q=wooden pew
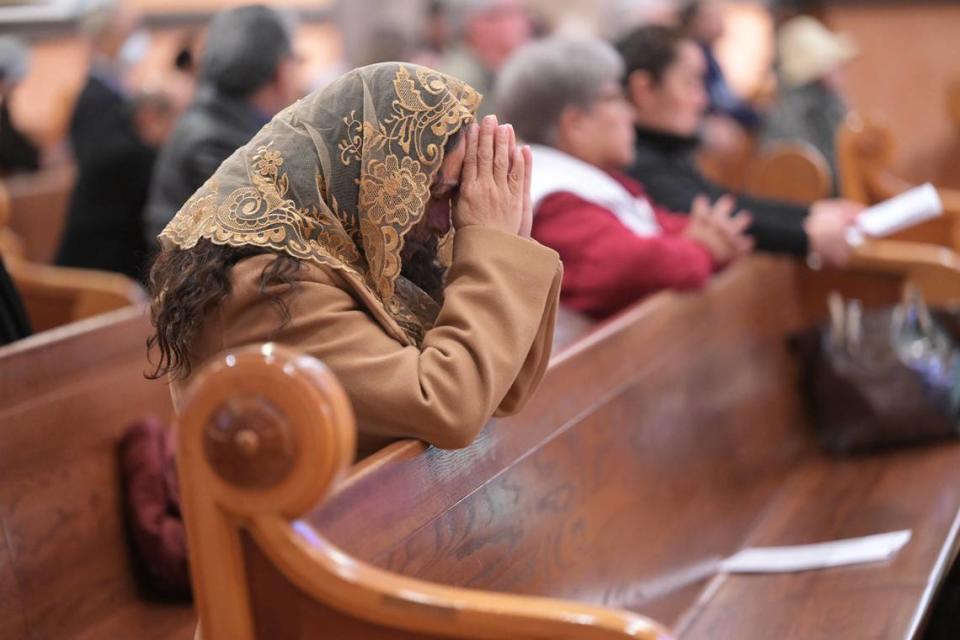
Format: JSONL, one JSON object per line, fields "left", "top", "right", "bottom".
{"left": 0, "top": 178, "right": 145, "bottom": 333}
{"left": 5, "top": 257, "right": 148, "bottom": 333}
{"left": 744, "top": 140, "right": 831, "bottom": 204}
{"left": 0, "top": 306, "right": 195, "bottom": 640}
{"left": 743, "top": 137, "right": 960, "bottom": 311}
{"left": 696, "top": 126, "right": 756, "bottom": 193}
{"left": 837, "top": 113, "right": 960, "bottom": 249}
{"left": 2, "top": 164, "right": 74, "bottom": 264}
{"left": 936, "top": 79, "right": 960, "bottom": 189}
{"left": 174, "top": 255, "right": 960, "bottom": 639}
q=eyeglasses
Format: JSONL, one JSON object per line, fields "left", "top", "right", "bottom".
{"left": 593, "top": 87, "right": 629, "bottom": 105}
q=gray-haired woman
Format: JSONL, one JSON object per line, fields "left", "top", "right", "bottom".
{"left": 496, "top": 36, "right": 752, "bottom": 319}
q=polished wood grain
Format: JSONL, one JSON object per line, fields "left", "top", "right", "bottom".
{"left": 837, "top": 113, "right": 960, "bottom": 250}
{"left": 553, "top": 306, "right": 596, "bottom": 353}
{"left": 5, "top": 256, "right": 147, "bottom": 332}
{"left": 177, "top": 344, "right": 668, "bottom": 640}
{"left": 312, "top": 258, "right": 810, "bottom": 629}
{"left": 745, "top": 141, "right": 831, "bottom": 204}
{"left": 0, "top": 306, "right": 194, "bottom": 640}
{"left": 3, "top": 164, "right": 74, "bottom": 264}
{"left": 1, "top": 173, "right": 146, "bottom": 333}
{"left": 744, "top": 129, "right": 960, "bottom": 311}
{"left": 678, "top": 443, "right": 960, "bottom": 639}
{"left": 176, "top": 254, "right": 960, "bottom": 638}
{"left": 306, "top": 257, "right": 960, "bottom": 639}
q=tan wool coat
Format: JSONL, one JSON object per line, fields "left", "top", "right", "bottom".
{"left": 171, "top": 226, "right": 562, "bottom": 458}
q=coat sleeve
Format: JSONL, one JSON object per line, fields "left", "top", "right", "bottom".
{"left": 217, "top": 226, "right": 563, "bottom": 450}
{"left": 532, "top": 192, "right": 714, "bottom": 319}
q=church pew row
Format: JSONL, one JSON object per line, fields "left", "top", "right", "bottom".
{"left": 0, "top": 306, "right": 194, "bottom": 640}
{"left": 5, "top": 256, "right": 148, "bottom": 333}
{"left": 838, "top": 112, "right": 960, "bottom": 250}
{"left": 1, "top": 237, "right": 958, "bottom": 639}
{"left": 1, "top": 178, "right": 145, "bottom": 333}
{"left": 176, "top": 255, "right": 960, "bottom": 640}
{"left": 745, "top": 138, "right": 960, "bottom": 312}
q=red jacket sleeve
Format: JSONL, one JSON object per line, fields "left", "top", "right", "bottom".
{"left": 532, "top": 191, "right": 714, "bottom": 319}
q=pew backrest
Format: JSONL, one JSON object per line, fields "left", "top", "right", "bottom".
{"left": 0, "top": 306, "right": 193, "bottom": 640}
{"left": 837, "top": 112, "right": 960, "bottom": 250}
{"left": 5, "top": 257, "right": 147, "bottom": 333}
{"left": 3, "top": 165, "right": 74, "bottom": 264}
{"left": 176, "top": 255, "right": 960, "bottom": 639}
{"left": 745, "top": 141, "right": 831, "bottom": 203}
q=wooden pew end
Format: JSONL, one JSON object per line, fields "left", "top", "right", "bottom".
{"left": 176, "top": 344, "right": 671, "bottom": 640}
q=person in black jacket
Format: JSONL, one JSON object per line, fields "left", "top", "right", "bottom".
{"left": 143, "top": 5, "right": 301, "bottom": 253}
{"left": 56, "top": 5, "right": 166, "bottom": 282}
{"left": 616, "top": 24, "right": 861, "bottom": 267}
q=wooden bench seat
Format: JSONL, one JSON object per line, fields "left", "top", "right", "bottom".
{"left": 680, "top": 444, "right": 960, "bottom": 638}
{"left": 0, "top": 306, "right": 194, "bottom": 640}
{"left": 175, "top": 255, "right": 960, "bottom": 639}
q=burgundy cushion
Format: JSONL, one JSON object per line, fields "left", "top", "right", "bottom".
{"left": 119, "top": 416, "right": 191, "bottom": 600}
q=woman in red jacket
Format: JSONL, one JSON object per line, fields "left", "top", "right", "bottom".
{"left": 495, "top": 35, "right": 753, "bottom": 319}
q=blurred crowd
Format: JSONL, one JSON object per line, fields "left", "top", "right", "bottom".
{"left": 0, "top": 0, "right": 860, "bottom": 294}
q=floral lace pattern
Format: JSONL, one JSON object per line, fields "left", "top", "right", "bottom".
{"left": 160, "top": 63, "right": 481, "bottom": 345}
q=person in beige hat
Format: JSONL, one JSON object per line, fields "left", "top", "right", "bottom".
{"left": 762, "top": 15, "right": 859, "bottom": 191}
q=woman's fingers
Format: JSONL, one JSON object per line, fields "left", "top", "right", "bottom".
{"left": 522, "top": 145, "right": 533, "bottom": 205}
{"left": 691, "top": 195, "right": 710, "bottom": 219}
{"left": 519, "top": 145, "right": 534, "bottom": 238}
{"left": 728, "top": 210, "right": 752, "bottom": 235}
{"left": 477, "top": 114, "right": 497, "bottom": 180}
{"left": 710, "top": 194, "right": 737, "bottom": 221}
{"left": 507, "top": 145, "right": 524, "bottom": 234}
{"left": 462, "top": 122, "right": 479, "bottom": 183}
{"left": 494, "top": 123, "right": 511, "bottom": 184}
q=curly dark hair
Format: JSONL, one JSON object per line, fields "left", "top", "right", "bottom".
{"left": 145, "top": 239, "right": 302, "bottom": 381}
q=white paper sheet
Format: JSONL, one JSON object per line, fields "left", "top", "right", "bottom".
{"left": 721, "top": 530, "right": 912, "bottom": 574}
{"left": 846, "top": 183, "right": 942, "bottom": 246}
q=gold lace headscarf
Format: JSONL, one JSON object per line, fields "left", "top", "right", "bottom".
{"left": 160, "top": 63, "right": 481, "bottom": 345}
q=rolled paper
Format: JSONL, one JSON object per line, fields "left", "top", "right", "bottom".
{"left": 848, "top": 183, "right": 943, "bottom": 244}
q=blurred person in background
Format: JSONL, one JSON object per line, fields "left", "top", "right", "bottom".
{"left": 678, "top": 0, "right": 762, "bottom": 131}
{"left": 497, "top": 36, "right": 753, "bottom": 319}
{"left": 56, "top": 2, "right": 166, "bottom": 281}
{"left": 618, "top": 24, "right": 861, "bottom": 268}
{"left": 0, "top": 36, "right": 40, "bottom": 175}
{"left": 421, "top": 0, "right": 453, "bottom": 62}
{"left": 762, "top": 15, "right": 857, "bottom": 190}
{"left": 440, "top": 0, "right": 532, "bottom": 117}
{"left": 143, "top": 4, "right": 302, "bottom": 250}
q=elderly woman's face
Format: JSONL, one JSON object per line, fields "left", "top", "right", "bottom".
{"left": 561, "top": 81, "right": 637, "bottom": 171}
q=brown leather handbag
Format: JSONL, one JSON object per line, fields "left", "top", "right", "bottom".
{"left": 794, "top": 287, "right": 960, "bottom": 454}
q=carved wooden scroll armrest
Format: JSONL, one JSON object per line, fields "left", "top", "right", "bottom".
{"left": 176, "top": 343, "right": 672, "bottom": 640}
